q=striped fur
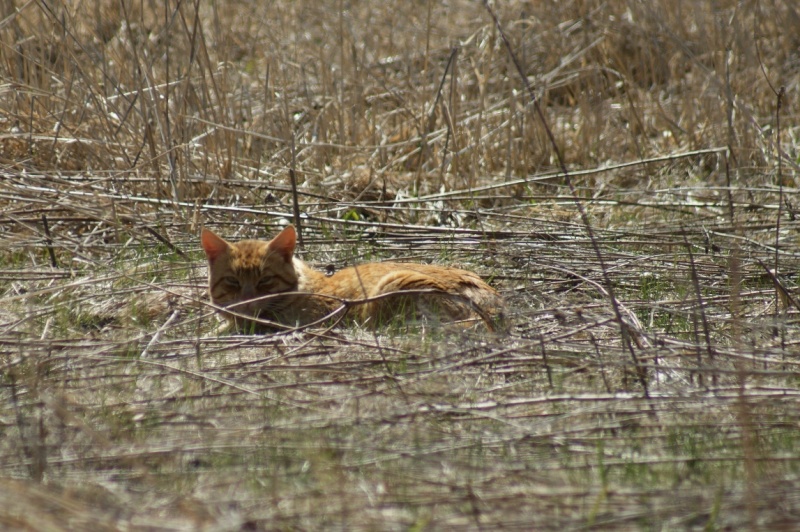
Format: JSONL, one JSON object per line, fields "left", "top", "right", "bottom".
{"left": 201, "top": 226, "right": 504, "bottom": 332}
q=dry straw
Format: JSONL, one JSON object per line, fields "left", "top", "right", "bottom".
{"left": 0, "top": 0, "right": 798, "bottom": 528}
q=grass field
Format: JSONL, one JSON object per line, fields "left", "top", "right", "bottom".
{"left": 1, "top": 0, "right": 799, "bottom": 529}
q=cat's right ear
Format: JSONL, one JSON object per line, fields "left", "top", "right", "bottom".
{"left": 201, "top": 228, "right": 229, "bottom": 263}
{"left": 268, "top": 225, "right": 297, "bottom": 263}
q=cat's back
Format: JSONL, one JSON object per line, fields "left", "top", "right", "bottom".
{"left": 323, "top": 261, "right": 485, "bottom": 287}
{"left": 315, "top": 261, "right": 502, "bottom": 309}
{"left": 315, "top": 260, "right": 504, "bottom": 330}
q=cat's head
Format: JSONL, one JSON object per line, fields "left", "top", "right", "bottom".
{"left": 200, "top": 225, "right": 299, "bottom": 322}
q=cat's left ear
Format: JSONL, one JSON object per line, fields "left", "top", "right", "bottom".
{"left": 201, "top": 228, "right": 229, "bottom": 263}
{"left": 268, "top": 225, "right": 297, "bottom": 263}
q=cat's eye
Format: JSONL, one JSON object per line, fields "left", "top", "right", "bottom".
{"left": 222, "top": 276, "right": 240, "bottom": 288}
{"left": 257, "top": 276, "right": 274, "bottom": 288}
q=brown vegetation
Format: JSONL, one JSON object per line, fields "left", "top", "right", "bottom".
{"left": 1, "top": 0, "right": 799, "bottom": 529}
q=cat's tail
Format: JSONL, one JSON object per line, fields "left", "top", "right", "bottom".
{"left": 455, "top": 288, "right": 506, "bottom": 332}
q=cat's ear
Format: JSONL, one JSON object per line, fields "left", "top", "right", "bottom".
{"left": 201, "top": 228, "right": 229, "bottom": 263}
{"left": 268, "top": 225, "right": 297, "bottom": 263}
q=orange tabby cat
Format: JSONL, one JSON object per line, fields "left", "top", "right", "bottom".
{"left": 200, "top": 225, "right": 504, "bottom": 332}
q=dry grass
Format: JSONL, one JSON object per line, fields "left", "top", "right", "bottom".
{"left": 1, "top": 0, "right": 799, "bottom": 529}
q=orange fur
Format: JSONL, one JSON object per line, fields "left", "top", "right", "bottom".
{"left": 201, "top": 225, "right": 504, "bottom": 332}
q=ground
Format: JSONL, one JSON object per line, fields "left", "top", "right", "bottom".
{"left": 1, "top": 0, "right": 799, "bottom": 529}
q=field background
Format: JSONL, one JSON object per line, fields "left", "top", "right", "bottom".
{"left": 1, "top": 0, "right": 799, "bottom": 529}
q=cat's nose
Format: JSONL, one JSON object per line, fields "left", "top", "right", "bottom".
{"left": 240, "top": 286, "right": 260, "bottom": 314}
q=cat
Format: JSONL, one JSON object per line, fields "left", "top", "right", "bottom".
{"left": 200, "top": 225, "right": 504, "bottom": 332}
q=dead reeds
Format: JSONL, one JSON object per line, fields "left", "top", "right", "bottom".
{"left": 0, "top": 0, "right": 798, "bottom": 528}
